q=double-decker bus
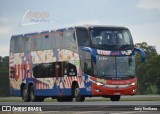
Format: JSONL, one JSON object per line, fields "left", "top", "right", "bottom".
{"left": 9, "top": 25, "right": 145, "bottom": 102}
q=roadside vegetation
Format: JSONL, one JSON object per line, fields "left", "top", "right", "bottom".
{"left": 135, "top": 42, "right": 160, "bottom": 95}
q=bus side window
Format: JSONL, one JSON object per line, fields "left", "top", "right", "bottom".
{"left": 31, "top": 37, "right": 37, "bottom": 51}
{"left": 41, "top": 33, "right": 52, "bottom": 50}
{"left": 33, "top": 63, "right": 54, "bottom": 78}
{"left": 63, "top": 29, "right": 77, "bottom": 51}
{"left": 79, "top": 50, "right": 92, "bottom": 75}
{"left": 64, "top": 62, "right": 77, "bottom": 76}
{"left": 51, "top": 32, "right": 55, "bottom": 48}
{"left": 11, "top": 36, "right": 23, "bottom": 53}
{"left": 23, "top": 36, "right": 31, "bottom": 52}
{"left": 37, "top": 36, "right": 42, "bottom": 50}
{"left": 55, "top": 62, "right": 63, "bottom": 77}
{"left": 32, "top": 64, "right": 40, "bottom": 78}
{"left": 30, "top": 34, "right": 41, "bottom": 51}
{"left": 76, "top": 28, "right": 90, "bottom": 46}
{"left": 10, "top": 38, "right": 15, "bottom": 52}
{"left": 51, "top": 31, "right": 63, "bottom": 49}
{"left": 42, "top": 63, "right": 53, "bottom": 78}
{"left": 83, "top": 60, "right": 92, "bottom": 75}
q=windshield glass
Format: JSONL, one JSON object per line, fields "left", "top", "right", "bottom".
{"left": 90, "top": 29, "right": 134, "bottom": 50}
{"left": 93, "top": 55, "right": 135, "bottom": 79}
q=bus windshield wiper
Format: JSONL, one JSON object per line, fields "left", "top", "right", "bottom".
{"left": 117, "top": 75, "right": 135, "bottom": 78}
{"left": 121, "top": 44, "right": 133, "bottom": 49}
{"left": 102, "top": 75, "right": 113, "bottom": 77}
{"left": 128, "top": 75, "right": 135, "bottom": 78}
{"left": 95, "top": 75, "right": 103, "bottom": 78}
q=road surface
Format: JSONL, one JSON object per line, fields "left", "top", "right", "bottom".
{"left": 0, "top": 96, "right": 160, "bottom": 113}
{"left": 0, "top": 101, "right": 160, "bottom": 111}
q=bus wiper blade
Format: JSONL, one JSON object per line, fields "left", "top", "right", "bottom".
{"left": 118, "top": 75, "right": 135, "bottom": 78}
{"left": 129, "top": 75, "right": 135, "bottom": 78}
{"left": 102, "top": 75, "right": 113, "bottom": 77}
{"left": 94, "top": 75, "right": 113, "bottom": 78}
{"left": 121, "top": 44, "right": 132, "bottom": 49}
{"left": 96, "top": 75, "right": 104, "bottom": 78}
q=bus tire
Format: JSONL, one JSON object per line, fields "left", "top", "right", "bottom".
{"left": 30, "top": 85, "right": 44, "bottom": 102}
{"left": 110, "top": 95, "right": 121, "bottom": 101}
{"left": 22, "top": 85, "right": 30, "bottom": 102}
{"left": 73, "top": 83, "right": 85, "bottom": 102}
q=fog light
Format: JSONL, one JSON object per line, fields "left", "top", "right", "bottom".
{"left": 132, "top": 89, "right": 136, "bottom": 92}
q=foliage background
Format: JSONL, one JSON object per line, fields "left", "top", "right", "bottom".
{"left": 135, "top": 42, "right": 160, "bottom": 95}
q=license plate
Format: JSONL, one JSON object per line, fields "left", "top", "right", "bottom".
{"left": 114, "top": 93, "right": 121, "bottom": 95}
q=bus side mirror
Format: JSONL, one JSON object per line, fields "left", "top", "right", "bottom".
{"left": 133, "top": 48, "right": 145, "bottom": 63}
{"left": 81, "top": 47, "right": 97, "bottom": 64}
{"left": 91, "top": 54, "right": 96, "bottom": 64}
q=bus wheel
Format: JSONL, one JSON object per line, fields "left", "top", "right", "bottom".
{"left": 73, "top": 84, "right": 85, "bottom": 102}
{"left": 22, "top": 85, "right": 30, "bottom": 102}
{"left": 30, "top": 85, "right": 44, "bottom": 102}
{"left": 110, "top": 95, "right": 121, "bottom": 101}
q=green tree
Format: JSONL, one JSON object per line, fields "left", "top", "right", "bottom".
{"left": 0, "top": 56, "right": 9, "bottom": 73}
{"left": 0, "top": 56, "right": 9, "bottom": 97}
{"left": 0, "top": 56, "right": 2, "bottom": 67}
{"left": 135, "top": 42, "right": 160, "bottom": 95}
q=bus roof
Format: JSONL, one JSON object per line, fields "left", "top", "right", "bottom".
{"left": 74, "top": 24, "right": 128, "bottom": 29}
{"left": 11, "top": 25, "right": 128, "bottom": 37}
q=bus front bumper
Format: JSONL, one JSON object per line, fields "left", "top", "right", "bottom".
{"left": 92, "top": 83, "right": 136, "bottom": 96}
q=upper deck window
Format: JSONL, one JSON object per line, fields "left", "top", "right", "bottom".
{"left": 76, "top": 28, "right": 90, "bottom": 47}
{"left": 51, "top": 31, "right": 63, "bottom": 48}
{"left": 41, "top": 33, "right": 52, "bottom": 50}
{"left": 90, "top": 28, "right": 134, "bottom": 50}
{"left": 10, "top": 36, "right": 23, "bottom": 53}
{"left": 63, "top": 29, "right": 77, "bottom": 51}
{"left": 24, "top": 36, "right": 31, "bottom": 52}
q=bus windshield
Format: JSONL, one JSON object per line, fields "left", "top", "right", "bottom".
{"left": 90, "top": 29, "right": 134, "bottom": 50}
{"left": 93, "top": 55, "right": 135, "bottom": 79}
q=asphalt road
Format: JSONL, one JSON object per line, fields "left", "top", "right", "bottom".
{"left": 0, "top": 101, "right": 160, "bottom": 112}
{"left": 0, "top": 95, "right": 160, "bottom": 100}
{"left": 0, "top": 96, "right": 160, "bottom": 113}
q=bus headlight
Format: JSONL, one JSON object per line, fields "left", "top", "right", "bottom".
{"left": 130, "top": 82, "right": 136, "bottom": 86}
{"left": 96, "top": 82, "right": 103, "bottom": 86}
